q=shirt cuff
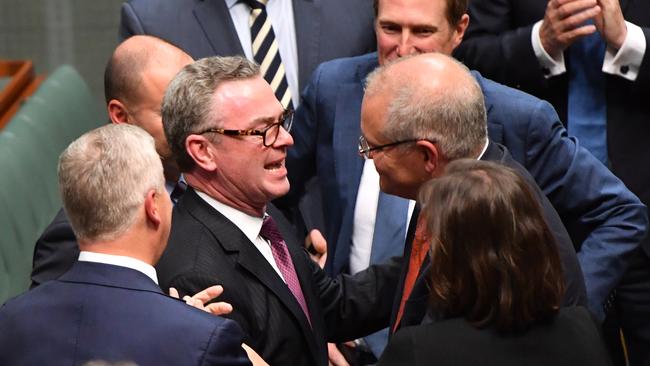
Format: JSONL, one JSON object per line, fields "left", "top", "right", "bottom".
{"left": 532, "top": 20, "right": 566, "bottom": 78}
{"left": 602, "top": 21, "right": 646, "bottom": 81}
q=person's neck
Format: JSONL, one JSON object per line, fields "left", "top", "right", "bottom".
{"left": 185, "top": 172, "right": 266, "bottom": 217}
{"left": 78, "top": 230, "right": 161, "bottom": 266}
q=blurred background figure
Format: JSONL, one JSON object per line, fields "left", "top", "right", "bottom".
{"left": 379, "top": 159, "right": 613, "bottom": 366}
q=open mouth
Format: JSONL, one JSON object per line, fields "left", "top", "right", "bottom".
{"left": 265, "top": 160, "right": 285, "bottom": 171}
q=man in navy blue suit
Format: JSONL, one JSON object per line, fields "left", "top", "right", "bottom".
{"left": 0, "top": 124, "right": 253, "bottom": 366}
{"left": 284, "top": 0, "right": 648, "bottom": 358}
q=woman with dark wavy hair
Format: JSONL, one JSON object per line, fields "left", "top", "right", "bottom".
{"left": 379, "top": 160, "right": 611, "bottom": 366}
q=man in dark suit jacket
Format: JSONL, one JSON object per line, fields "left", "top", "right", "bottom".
{"left": 0, "top": 124, "right": 252, "bottom": 366}
{"left": 359, "top": 53, "right": 585, "bottom": 327}
{"left": 30, "top": 35, "right": 194, "bottom": 287}
{"left": 455, "top": 1, "right": 650, "bottom": 362}
{"left": 158, "top": 55, "right": 401, "bottom": 366}
{"left": 285, "top": 0, "right": 647, "bottom": 327}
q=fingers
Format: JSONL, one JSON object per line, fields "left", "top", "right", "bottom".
{"left": 168, "top": 287, "right": 179, "bottom": 299}
{"left": 541, "top": 0, "right": 601, "bottom": 55}
{"left": 192, "top": 285, "right": 224, "bottom": 303}
{"left": 327, "top": 343, "right": 350, "bottom": 366}
{"left": 308, "top": 229, "right": 327, "bottom": 253}
{"left": 205, "top": 301, "right": 234, "bottom": 316}
{"left": 242, "top": 343, "right": 269, "bottom": 366}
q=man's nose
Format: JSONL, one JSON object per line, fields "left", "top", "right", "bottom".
{"left": 396, "top": 32, "right": 417, "bottom": 57}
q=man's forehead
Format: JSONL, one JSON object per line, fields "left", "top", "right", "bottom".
{"left": 213, "top": 77, "right": 282, "bottom": 126}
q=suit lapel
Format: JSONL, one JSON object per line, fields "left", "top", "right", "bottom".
{"left": 331, "top": 57, "right": 379, "bottom": 272}
{"left": 184, "top": 189, "right": 319, "bottom": 357}
{"left": 193, "top": 0, "right": 245, "bottom": 56}
{"left": 293, "top": 0, "right": 319, "bottom": 90}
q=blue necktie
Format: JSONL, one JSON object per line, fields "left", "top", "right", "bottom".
{"left": 365, "top": 191, "right": 410, "bottom": 357}
{"left": 567, "top": 28, "right": 608, "bottom": 165}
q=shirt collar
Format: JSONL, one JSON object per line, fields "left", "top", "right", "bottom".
{"left": 476, "top": 138, "right": 489, "bottom": 160}
{"left": 78, "top": 251, "right": 158, "bottom": 284}
{"left": 225, "top": 0, "right": 241, "bottom": 9}
{"left": 195, "top": 191, "right": 264, "bottom": 244}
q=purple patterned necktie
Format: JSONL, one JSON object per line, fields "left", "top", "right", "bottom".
{"left": 261, "top": 215, "right": 311, "bottom": 326}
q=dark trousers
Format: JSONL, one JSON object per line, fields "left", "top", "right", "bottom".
{"left": 603, "top": 247, "right": 650, "bottom": 366}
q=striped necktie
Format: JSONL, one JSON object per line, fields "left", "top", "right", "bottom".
{"left": 242, "top": 0, "right": 293, "bottom": 109}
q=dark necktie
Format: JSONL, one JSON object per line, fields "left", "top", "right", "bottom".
{"left": 241, "top": 0, "right": 293, "bottom": 109}
{"left": 260, "top": 215, "right": 311, "bottom": 325}
{"left": 393, "top": 216, "right": 429, "bottom": 333}
{"left": 567, "top": 26, "right": 608, "bottom": 164}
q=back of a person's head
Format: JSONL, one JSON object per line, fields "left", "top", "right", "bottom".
{"left": 418, "top": 159, "right": 565, "bottom": 333}
{"left": 58, "top": 124, "right": 164, "bottom": 242}
{"left": 104, "top": 35, "right": 192, "bottom": 105}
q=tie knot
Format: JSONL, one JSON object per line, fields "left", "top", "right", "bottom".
{"left": 241, "top": 0, "right": 267, "bottom": 9}
{"left": 260, "top": 215, "right": 282, "bottom": 243}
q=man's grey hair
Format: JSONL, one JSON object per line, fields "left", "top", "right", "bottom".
{"left": 58, "top": 124, "right": 165, "bottom": 242}
{"left": 161, "top": 56, "right": 260, "bottom": 171}
{"left": 365, "top": 55, "right": 487, "bottom": 160}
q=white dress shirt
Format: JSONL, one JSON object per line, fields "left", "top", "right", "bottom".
{"left": 195, "top": 190, "right": 286, "bottom": 282}
{"left": 226, "top": 0, "right": 300, "bottom": 107}
{"left": 532, "top": 20, "right": 646, "bottom": 81}
{"left": 78, "top": 251, "right": 159, "bottom": 284}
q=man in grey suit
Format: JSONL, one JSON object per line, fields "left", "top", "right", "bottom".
{"left": 119, "top": 0, "right": 377, "bottom": 107}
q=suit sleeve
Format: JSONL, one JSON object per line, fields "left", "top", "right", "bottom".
{"left": 376, "top": 328, "right": 417, "bottom": 366}
{"left": 30, "top": 208, "right": 79, "bottom": 288}
{"left": 454, "top": 0, "right": 549, "bottom": 94}
{"left": 311, "top": 253, "right": 403, "bottom": 342}
{"left": 201, "top": 318, "right": 253, "bottom": 366}
{"left": 523, "top": 100, "right": 648, "bottom": 321}
{"left": 118, "top": 1, "right": 145, "bottom": 41}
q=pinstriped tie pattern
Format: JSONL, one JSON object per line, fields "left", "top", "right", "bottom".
{"left": 242, "top": 0, "right": 293, "bottom": 109}
{"left": 261, "top": 215, "right": 311, "bottom": 326}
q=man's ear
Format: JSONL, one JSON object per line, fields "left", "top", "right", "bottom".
{"left": 416, "top": 140, "right": 440, "bottom": 175}
{"left": 452, "top": 14, "right": 470, "bottom": 48}
{"left": 143, "top": 189, "right": 162, "bottom": 228}
{"left": 107, "top": 99, "right": 130, "bottom": 125}
{"left": 185, "top": 135, "right": 218, "bottom": 171}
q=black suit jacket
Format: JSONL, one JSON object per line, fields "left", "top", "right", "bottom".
{"left": 119, "top": 0, "right": 377, "bottom": 93}
{"left": 379, "top": 307, "right": 612, "bottom": 366}
{"left": 455, "top": 0, "right": 650, "bottom": 253}
{"left": 389, "top": 142, "right": 587, "bottom": 332}
{"left": 157, "top": 188, "right": 401, "bottom": 366}
{"left": 30, "top": 208, "right": 77, "bottom": 288}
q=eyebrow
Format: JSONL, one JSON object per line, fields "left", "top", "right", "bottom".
{"left": 378, "top": 19, "right": 439, "bottom": 32}
{"left": 247, "top": 113, "right": 282, "bottom": 130}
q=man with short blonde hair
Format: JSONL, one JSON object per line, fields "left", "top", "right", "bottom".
{"left": 0, "top": 124, "right": 251, "bottom": 366}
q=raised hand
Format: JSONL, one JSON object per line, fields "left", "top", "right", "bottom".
{"left": 539, "top": 0, "right": 601, "bottom": 57}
